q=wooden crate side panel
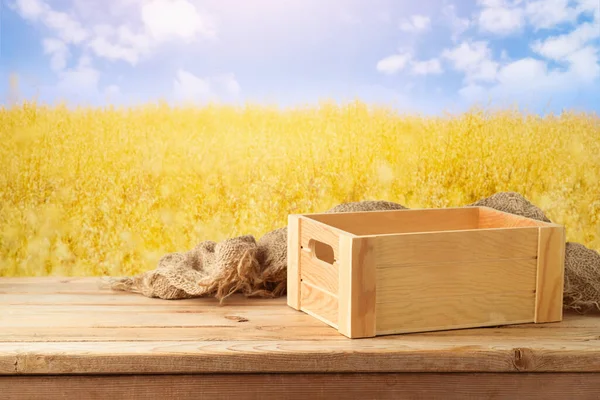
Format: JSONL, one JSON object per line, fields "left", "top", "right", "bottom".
{"left": 297, "top": 216, "right": 342, "bottom": 296}
{"left": 296, "top": 216, "right": 344, "bottom": 328}
{"left": 305, "top": 208, "right": 479, "bottom": 236}
{"left": 375, "top": 291, "right": 536, "bottom": 335}
{"left": 376, "top": 258, "right": 537, "bottom": 303}
{"left": 535, "top": 226, "right": 566, "bottom": 323}
{"left": 287, "top": 215, "right": 302, "bottom": 310}
{"left": 300, "top": 282, "right": 338, "bottom": 329}
{"left": 338, "top": 237, "right": 377, "bottom": 339}
{"left": 478, "top": 207, "right": 551, "bottom": 229}
{"left": 373, "top": 229, "right": 539, "bottom": 335}
{"left": 372, "top": 227, "right": 539, "bottom": 267}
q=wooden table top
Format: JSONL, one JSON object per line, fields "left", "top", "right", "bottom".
{"left": 1, "top": 277, "right": 600, "bottom": 375}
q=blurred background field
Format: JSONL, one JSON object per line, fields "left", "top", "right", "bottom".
{"left": 1, "top": 101, "right": 599, "bottom": 277}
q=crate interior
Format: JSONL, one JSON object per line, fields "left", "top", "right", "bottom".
{"left": 304, "top": 206, "right": 550, "bottom": 236}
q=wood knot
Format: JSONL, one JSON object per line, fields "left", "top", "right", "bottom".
{"left": 225, "top": 315, "right": 249, "bottom": 323}
{"left": 512, "top": 348, "right": 535, "bottom": 371}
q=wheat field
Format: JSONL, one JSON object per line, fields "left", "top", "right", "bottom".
{"left": 1, "top": 101, "right": 599, "bottom": 277}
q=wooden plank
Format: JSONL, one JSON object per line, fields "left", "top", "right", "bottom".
{"left": 299, "top": 282, "right": 338, "bottom": 328}
{"left": 2, "top": 373, "right": 600, "bottom": 400}
{"left": 0, "top": 277, "right": 109, "bottom": 293}
{"left": 0, "top": 292, "right": 288, "bottom": 306}
{"left": 299, "top": 250, "right": 338, "bottom": 294}
{"left": 286, "top": 215, "right": 301, "bottom": 310}
{"left": 0, "top": 308, "right": 328, "bottom": 328}
{"left": 376, "top": 291, "right": 535, "bottom": 335}
{"left": 1, "top": 303, "right": 290, "bottom": 314}
{"left": 376, "top": 258, "right": 537, "bottom": 302}
{"left": 298, "top": 217, "right": 342, "bottom": 257}
{"left": 535, "top": 226, "right": 566, "bottom": 323}
{"left": 372, "top": 227, "right": 539, "bottom": 267}
{"left": 1, "top": 326, "right": 598, "bottom": 343}
{"left": 2, "top": 339, "right": 600, "bottom": 375}
{"left": 305, "top": 207, "right": 480, "bottom": 235}
{"left": 0, "top": 326, "right": 346, "bottom": 342}
{"left": 338, "top": 236, "right": 376, "bottom": 338}
{"left": 0, "top": 300, "right": 593, "bottom": 328}
{"left": 478, "top": 207, "right": 551, "bottom": 228}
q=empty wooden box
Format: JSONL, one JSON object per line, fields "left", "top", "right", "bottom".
{"left": 287, "top": 206, "right": 566, "bottom": 338}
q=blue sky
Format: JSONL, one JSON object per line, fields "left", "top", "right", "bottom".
{"left": 1, "top": 0, "right": 599, "bottom": 114}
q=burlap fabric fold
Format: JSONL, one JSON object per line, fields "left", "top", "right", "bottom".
{"left": 105, "top": 192, "right": 600, "bottom": 313}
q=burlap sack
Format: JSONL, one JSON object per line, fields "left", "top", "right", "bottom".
{"left": 105, "top": 192, "right": 600, "bottom": 313}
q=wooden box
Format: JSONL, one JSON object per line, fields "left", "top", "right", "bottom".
{"left": 286, "top": 206, "right": 566, "bottom": 338}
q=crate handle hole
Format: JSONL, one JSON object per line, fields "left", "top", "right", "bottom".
{"left": 308, "top": 239, "right": 335, "bottom": 265}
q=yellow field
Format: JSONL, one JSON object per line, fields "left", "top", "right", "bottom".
{"left": 1, "top": 101, "right": 599, "bottom": 277}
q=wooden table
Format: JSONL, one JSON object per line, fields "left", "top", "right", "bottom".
{"left": 1, "top": 278, "right": 599, "bottom": 399}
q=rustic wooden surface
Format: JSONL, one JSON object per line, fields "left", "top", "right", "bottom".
{"left": 3, "top": 373, "right": 600, "bottom": 400}
{"left": 1, "top": 277, "right": 599, "bottom": 398}
{"left": 1, "top": 277, "right": 600, "bottom": 374}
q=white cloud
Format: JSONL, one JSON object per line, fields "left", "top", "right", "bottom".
{"left": 531, "top": 22, "right": 600, "bottom": 60}
{"left": 14, "top": 0, "right": 45, "bottom": 20}
{"left": 411, "top": 58, "right": 443, "bottom": 75}
{"left": 399, "top": 15, "right": 431, "bottom": 33}
{"left": 459, "top": 83, "right": 488, "bottom": 101}
{"left": 44, "top": 9, "right": 88, "bottom": 43}
{"left": 87, "top": 25, "right": 153, "bottom": 66}
{"left": 496, "top": 57, "right": 548, "bottom": 88}
{"left": 525, "top": 0, "right": 577, "bottom": 30}
{"left": 477, "top": 0, "right": 525, "bottom": 35}
{"left": 43, "top": 55, "right": 125, "bottom": 105}
{"left": 459, "top": 46, "right": 599, "bottom": 103}
{"left": 377, "top": 52, "right": 443, "bottom": 77}
{"left": 174, "top": 70, "right": 212, "bottom": 102}
{"left": 173, "top": 69, "right": 241, "bottom": 104}
{"left": 442, "top": 4, "right": 471, "bottom": 42}
{"left": 54, "top": 56, "right": 100, "bottom": 95}
{"left": 575, "top": 0, "right": 600, "bottom": 18}
{"left": 14, "top": 0, "right": 88, "bottom": 44}
{"left": 13, "top": 0, "right": 216, "bottom": 68}
{"left": 565, "top": 46, "right": 600, "bottom": 81}
{"left": 42, "top": 38, "right": 70, "bottom": 71}
{"left": 376, "top": 53, "right": 412, "bottom": 75}
{"left": 525, "top": 0, "right": 599, "bottom": 30}
{"left": 141, "top": 0, "right": 216, "bottom": 42}
{"left": 442, "top": 41, "right": 498, "bottom": 82}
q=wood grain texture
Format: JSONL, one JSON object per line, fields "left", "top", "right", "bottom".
{"left": 338, "top": 236, "right": 376, "bottom": 338}
{"left": 0, "top": 278, "right": 599, "bottom": 377}
{"left": 376, "top": 291, "right": 535, "bottom": 335}
{"left": 286, "top": 214, "right": 301, "bottom": 310}
{"left": 478, "top": 207, "right": 553, "bottom": 228}
{"left": 371, "top": 227, "right": 539, "bottom": 267}
{"left": 299, "top": 281, "right": 338, "bottom": 328}
{"left": 3, "top": 337, "right": 600, "bottom": 375}
{"left": 298, "top": 216, "right": 344, "bottom": 257}
{"left": 376, "top": 258, "right": 537, "bottom": 301}
{"left": 2, "top": 373, "right": 600, "bottom": 400}
{"left": 299, "top": 249, "right": 338, "bottom": 294}
{"left": 375, "top": 255, "right": 537, "bottom": 334}
{"left": 535, "top": 226, "right": 566, "bottom": 323}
